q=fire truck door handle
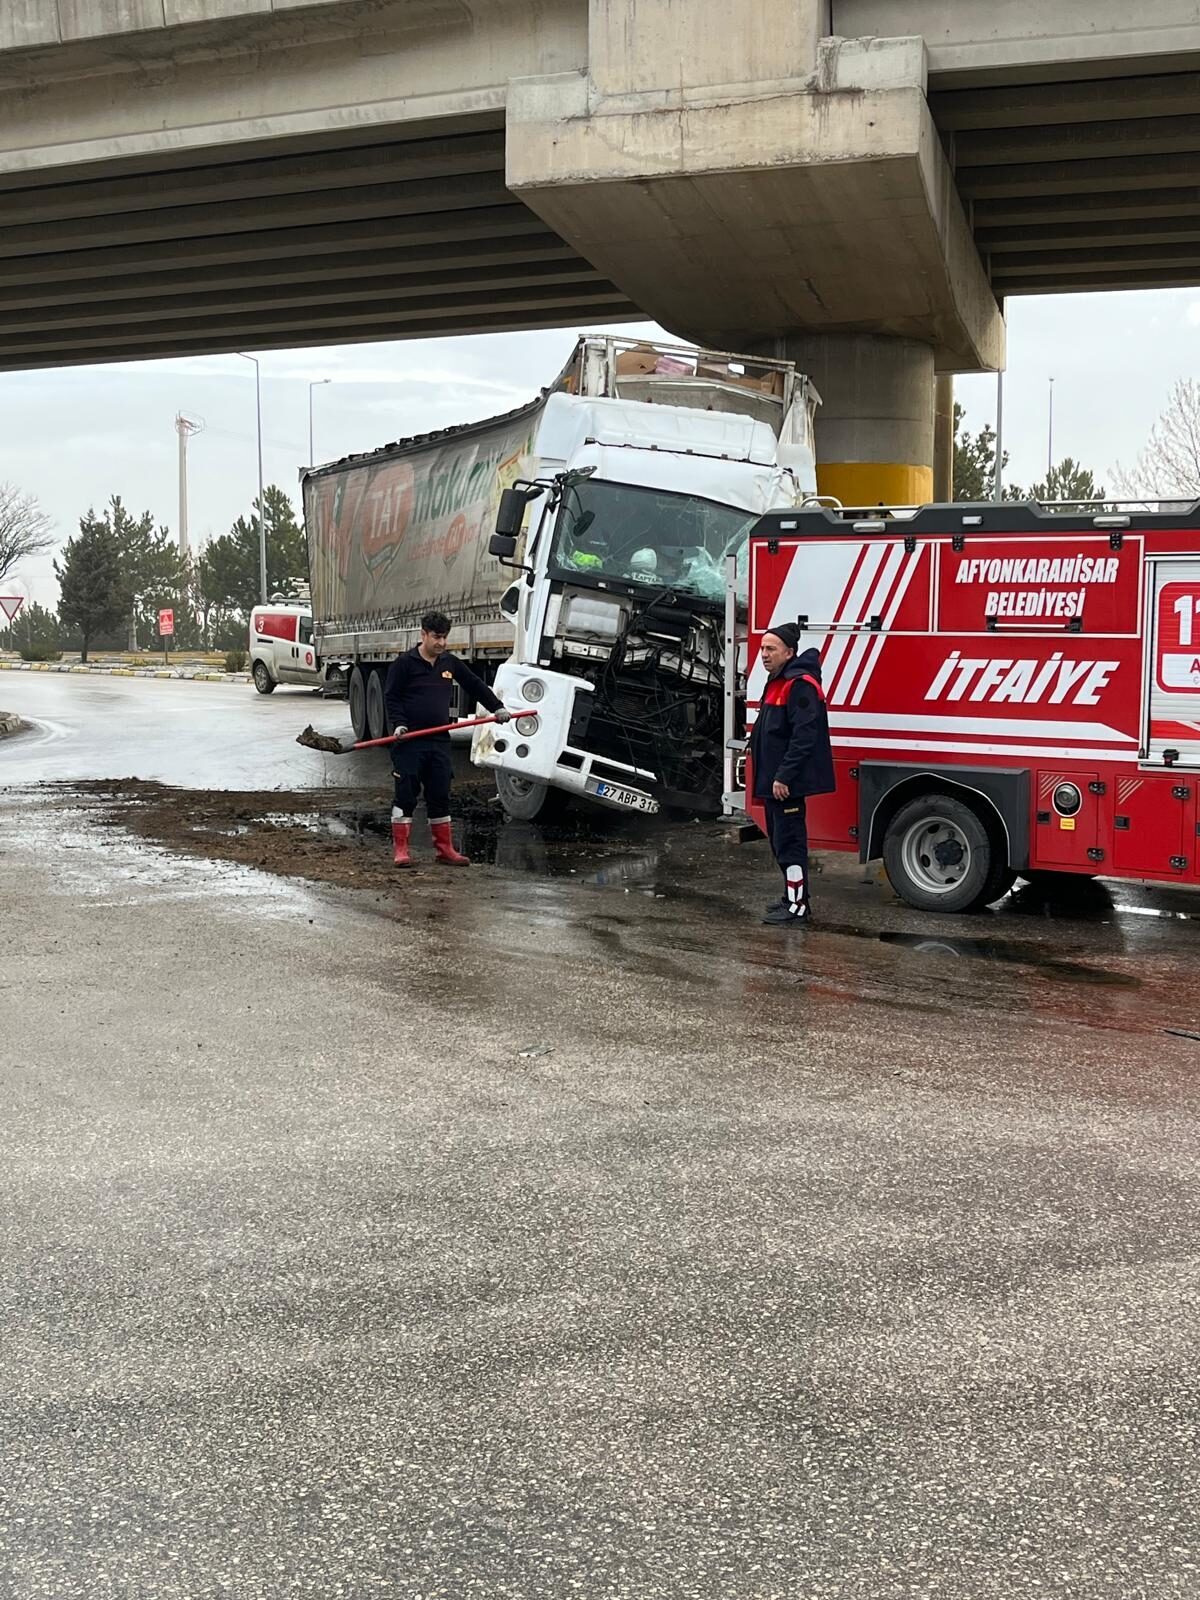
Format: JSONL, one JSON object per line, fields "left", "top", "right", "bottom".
{"left": 985, "top": 617, "right": 1085, "bottom": 635}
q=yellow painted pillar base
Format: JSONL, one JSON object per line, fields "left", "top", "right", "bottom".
{"left": 816, "top": 462, "right": 934, "bottom": 508}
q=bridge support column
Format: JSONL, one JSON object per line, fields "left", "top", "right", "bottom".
{"left": 934, "top": 373, "right": 956, "bottom": 504}
{"left": 756, "top": 333, "right": 937, "bottom": 506}
{"left": 508, "top": 3, "right": 1005, "bottom": 428}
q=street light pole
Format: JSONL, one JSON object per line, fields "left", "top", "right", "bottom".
{"left": 308, "top": 378, "right": 331, "bottom": 468}
{"left": 1047, "top": 375, "right": 1055, "bottom": 483}
{"left": 174, "top": 412, "right": 204, "bottom": 559}
{"left": 238, "top": 353, "right": 267, "bottom": 604}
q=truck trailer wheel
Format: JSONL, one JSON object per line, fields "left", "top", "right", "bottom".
{"left": 366, "top": 668, "right": 388, "bottom": 742}
{"left": 883, "top": 794, "right": 1009, "bottom": 914}
{"left": 348, "top": 666, "right": 370, "bottom": 744}
{"left": 494, "top": 769, "right": 569, "bottom": 823}
{"left": 252, "top": 661, "right": 275, "bottom": 695}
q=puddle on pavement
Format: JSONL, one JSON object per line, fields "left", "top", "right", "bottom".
{"left": 37, "top": 780, "right": 1187, "bottom": 1001}
{"left": 870, "top": 927, "right": 1139, "bottom": 986}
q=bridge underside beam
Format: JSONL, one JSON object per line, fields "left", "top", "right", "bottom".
{"left": 933, "top": 69, "right": 1200, "bottom": 297}
{"left": 0, "top": 0, "right": 624, "bottom": 369}
{"left": 508, "top": 32, "right": 1003, "bottom": 374}
{"left": 0, "top": 125, "right": 636, "bottom": 371}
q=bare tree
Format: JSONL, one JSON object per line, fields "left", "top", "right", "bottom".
{"left": 0, "top": 482, "right": 54, "bottom": 588}
{"left": 1114, "top": 379, "right": 1200, "bottom": 501}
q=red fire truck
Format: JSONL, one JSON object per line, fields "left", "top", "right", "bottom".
{"left": 729, "top": 499, "right": 1200, "bottom": 913}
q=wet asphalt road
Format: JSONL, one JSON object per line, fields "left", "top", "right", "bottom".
{"left": 1, "top": 670, "right": 380, "bottom": 789}
{"left": 4, "top": 677, "right": 1200, "bottom": 1598}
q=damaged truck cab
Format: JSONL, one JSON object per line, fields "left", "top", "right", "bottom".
{"left": 473, "top": 340, "right": 819, "bottom": 820}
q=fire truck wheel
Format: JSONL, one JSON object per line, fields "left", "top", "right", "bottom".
{"left": 495, "top": 769, "right": 570, "bottom": 823}
{"left": 252, "top": 661, "right": 275, "bottom": 695}
{"left": 883, "top": 794, "right": 1006, "bottom": 914}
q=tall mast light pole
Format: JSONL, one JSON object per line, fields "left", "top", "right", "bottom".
{"left": 174, "top": 412, "right": 204, "bottom": 559}
{"left": 238, "top": 353, "right": 267, "bottom": 604}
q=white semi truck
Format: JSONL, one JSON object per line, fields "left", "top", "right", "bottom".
{"left": 302, "top": 335, "right": 818, "bottom": 820}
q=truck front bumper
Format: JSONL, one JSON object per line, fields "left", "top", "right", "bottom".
{"left": 471, "top": 663, "right": 661, "bottom": 815}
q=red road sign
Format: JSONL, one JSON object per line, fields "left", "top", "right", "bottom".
{"left": 0, "top": 596, "right": 24, "bottom": 623}
{"left": 159, "top": 609, "right": 175, "bottom": 636}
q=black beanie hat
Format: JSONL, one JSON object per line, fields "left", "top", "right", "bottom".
{"left": 766, "top": 621, "right": 802, "bottom": 652}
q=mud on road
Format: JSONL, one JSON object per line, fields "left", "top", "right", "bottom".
{"left": 64, "top": 775, "right": 710, "bottom": 904}
{"left": 51, "top": 773, "right": 1200, "bottom": 1044}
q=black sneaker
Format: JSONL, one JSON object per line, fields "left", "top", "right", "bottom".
{"left": 761, "top": 903, "right": 812, "bottom": 927}
{"left": 764, "top": 896, "right": 788, "bottom": 913}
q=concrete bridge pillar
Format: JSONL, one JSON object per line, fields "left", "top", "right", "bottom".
{"left": 754, "top": 333, "right": 937, "bottom": 506}
{"left": 507, "top": 0, "right": 1005, "bottom": 506}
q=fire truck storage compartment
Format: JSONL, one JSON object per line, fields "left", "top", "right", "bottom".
{"left": 1110, "top": 775, "right": 1194, "bottom": 877}
{"left": 1031, "top": 770, "right": 1101, "bottom": 869}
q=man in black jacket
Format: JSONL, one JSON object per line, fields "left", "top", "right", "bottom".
{"left": 384, "top": 610, "right": 511, "bottom": 866}
{"left": 749, "top": 623, "right": 835, "bottom": 926}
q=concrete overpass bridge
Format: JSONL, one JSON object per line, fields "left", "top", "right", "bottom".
{"left": 3, "top": 0, "right": 1200, "bottom": 500}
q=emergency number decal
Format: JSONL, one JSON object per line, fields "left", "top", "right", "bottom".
{"left": 936, "top": 537, "right": 1140, "bottom": 635}
{"left": 1155, "top": 582, "right": 1200, "bottom": 693}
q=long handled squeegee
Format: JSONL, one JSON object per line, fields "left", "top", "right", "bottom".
{"left": 296, "top": 711, "right": 533, "bottom": 756}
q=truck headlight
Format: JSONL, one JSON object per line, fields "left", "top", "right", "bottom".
{"left": 515, "top": 714, "right": 540, "bottom": 736}
{"left": 521, "top": 678, "right": 545, "bottom": 703}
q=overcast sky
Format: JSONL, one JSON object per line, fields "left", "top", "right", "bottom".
{"left": 3, "top": 287, "right": 1198, "bottom": 609}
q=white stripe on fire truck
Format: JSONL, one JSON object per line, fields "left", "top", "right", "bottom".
{"left": 846, "top": 549, "right": 922, "bottom": 707}
{"left": 832, "top": 737, "right": 1141, "bottom": 761}
{"left": 830, "top": 546, "right": 906, "bottom": 704}
{"left": 829, "top": 711, "right": 1133, "bottom": 743}
{"left": 821, "top": 543, "right": 889, "bottom": 694}
{"left": 825, "top": 544, "right": 900, "bottom": 701}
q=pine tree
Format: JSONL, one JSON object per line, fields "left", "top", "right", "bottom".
{"left": 953, "top": 403, "right": 1008, "bottom": 501}
{"left": 199, "top": 486, "right": 309, "bottom": 620}
{"left": 55, "top": 512, "right": 128, "bottom": 663}
{"left": 0, "top": 601, "right": 63, "bottom": 662}
{"left": 1008, "top": 458, "right": 1105, "bottom": 505}
{"left": 91, "top": 495, "right": 189, "bottom": 649}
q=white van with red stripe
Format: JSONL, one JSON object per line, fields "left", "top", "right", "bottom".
{"left": 249, "top": 601, "right": 324, "bottom": 694}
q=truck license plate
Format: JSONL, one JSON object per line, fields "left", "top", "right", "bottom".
{"left": 588, "top": 778, "right": 659, "bottom": 814}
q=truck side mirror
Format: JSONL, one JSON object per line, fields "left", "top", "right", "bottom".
{"left": 494, "top": 486, "right": 528, "bottom": 538}
{"left": 489, "top": 532, "right": 518, "bottom": 559}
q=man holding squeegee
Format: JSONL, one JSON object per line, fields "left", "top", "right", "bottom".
{"left": 384, "top": 610, "right": 511, "bottom": 867}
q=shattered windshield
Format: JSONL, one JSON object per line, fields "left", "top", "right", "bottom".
{"left": 549, "top": 479, "right": 756, "bottom": 603}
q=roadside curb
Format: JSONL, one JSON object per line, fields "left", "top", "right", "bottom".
{"left": 0, "top": 661, "right": 250, "bottom": 684}
{"left": 0, "top": 710, "right": 27, "bottom": 738}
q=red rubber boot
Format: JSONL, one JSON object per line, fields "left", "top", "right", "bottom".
{"left": 391, "top": 812, "right": 412, "bottom": 867}
{"left": 430, "top": 817, "right": 470, "bottom": 866}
